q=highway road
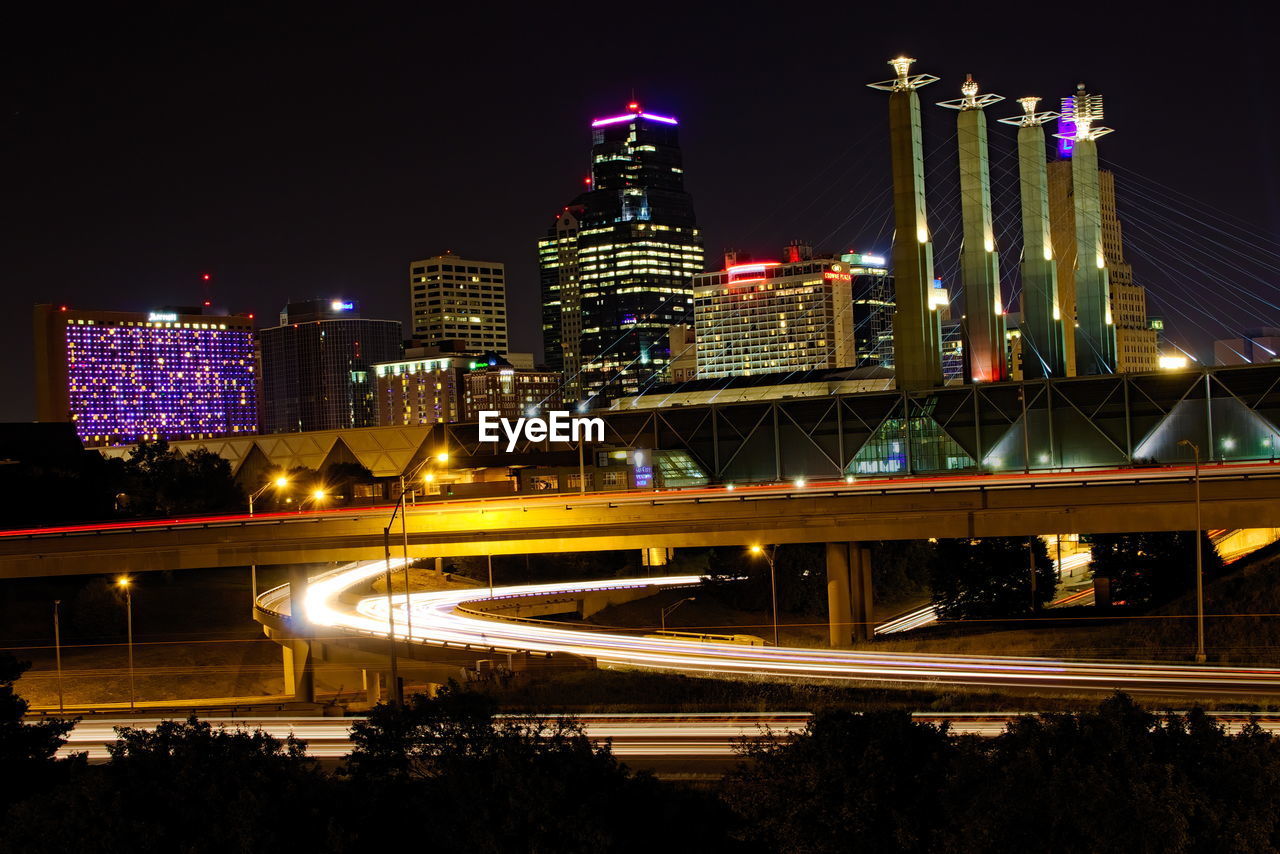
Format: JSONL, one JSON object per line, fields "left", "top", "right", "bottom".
{"left": 278, "top": 562, "right": 1280, "bottom": 698}
{"left": 57, "top": 711, "right": 1280, "bottom": 769}
{"left": 57, "top": 713, "right": 810, "bottom": 763}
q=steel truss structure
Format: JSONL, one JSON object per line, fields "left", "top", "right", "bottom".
{"left": 442, "top": 365, "right": 1280, "bottom": 484}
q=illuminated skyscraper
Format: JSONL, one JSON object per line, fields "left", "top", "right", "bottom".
{"left": 34, "top": 303, "right": 256, "bottom": 447}
{"left": 409, "top": 253, "right": 508, "bottom": 352}
{"left": 693, "top": 249, "right": 854, "bottom": 378}
{"left": 539, "top": 205, "right": 585, "bottom": 398}
{"left": 538, "top": 102, "right": 704, "bottom": 403}
{"left": 257, "top": 299, "right": 402, "bottom": 434}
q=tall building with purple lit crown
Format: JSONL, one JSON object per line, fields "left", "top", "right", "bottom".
{"left": 538, "top": 101, "right": 704, "bottom": 404}
{"left": 34, "top": 303, "right": 257, "bottom": 447}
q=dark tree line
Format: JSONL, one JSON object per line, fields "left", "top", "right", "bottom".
{"left": 6, "top": 655, "right": 1280, "bottom": 853}
{"left": 724, "top": 693, "right": 1280, "bottom": 854}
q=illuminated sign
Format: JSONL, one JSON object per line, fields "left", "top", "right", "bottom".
{"left": 843, "top": 253, "right": 886, "bottom": 267}
{"left": 478, "top": 410, "right": 605, "bottom": 452}
{"left": 824, "top": 272, "right": 853, "bottom": 282}
{"left": 330, "top": 300, "right": 354, "bottom": 311}
{"left": 147, "top": 312, "right": 178, "bottom": 322}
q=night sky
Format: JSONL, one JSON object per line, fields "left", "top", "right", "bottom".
{"left": 4, "top": 3, "right": 1276, "bottom": 422}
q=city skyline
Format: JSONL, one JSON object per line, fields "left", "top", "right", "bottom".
{"left": 5, "top": 5, "right": 1277, "bottom": 424}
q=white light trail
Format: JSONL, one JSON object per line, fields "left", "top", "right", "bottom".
{"left": 289, "top": 564, "right": 1280, "bottom": 696}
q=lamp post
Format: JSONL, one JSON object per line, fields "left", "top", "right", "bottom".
{"left": 383, "top": 487, "right": 422, "bottom": 706}
{"left": 53, "top": 600, "right": 64, "bottom": 713}
{"left": 248, "top": 475, "right": 289, "bottom": 516}
{"left": 660, "top": 597, "right": 696, "bottom": 633}
{"left": 116, "top": 577, "right": 135, "bottom": 711}
{"left": 300, "top": 488, "right": 327, "bottom": 513}
{"left": 1178, "top": 439, "right": 1207, "bottom": 662}
{"left": 750, "top": 545, "right": 781, "bottom": 647}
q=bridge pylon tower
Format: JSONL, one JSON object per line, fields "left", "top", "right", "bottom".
{"left": 999, "top": 96, "right": 1067, "bottom": 378}
{"left": 1056, "top": 83, "right": 1117, "bottom": 376}
{"left": 939, "top": 74, "right": 1008, "bottom": 383}
{"left": 868, "top": 57, "right": 943, "bottom": 391}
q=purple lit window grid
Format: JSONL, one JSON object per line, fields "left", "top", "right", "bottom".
{"left": 64, "top": 322, "right": 257, "bottom": 444}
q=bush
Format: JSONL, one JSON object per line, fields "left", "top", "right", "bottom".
{"left": 1090, "top": 531, "right": 1222, "bottom": 606}
{"left": 931, "top": 537, "right": 1056, "bottom": 620}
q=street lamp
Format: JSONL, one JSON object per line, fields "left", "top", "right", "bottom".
{"left": 382, "top": 490, "right": 411, "bottom": 706}
{"left": 53, "top": 600, "right": 64, "bottom": 713}
{"left": 750, "top": 545, "right": 781, "bottom": 647}
{"left": 300, "top": 488, "right": 327, "bottom": 512}
{"left": 116, "top": 577, "right": 135, "bottom": 711}
{"left": 660, "top": 597, "right": 696, "bottom": 633}
{"left": 248, "top": 475, "right": 289, "bottom": 516}
{"left": 1178, "top": 438, "right": 1207, "bottom": 662}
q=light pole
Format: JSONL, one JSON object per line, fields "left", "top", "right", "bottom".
{"left": 750, "top": 545, "right": 780, "bottom": 647}
{"left": 1178, "top": 438, "right": 1207, "bottom": 662}
{"left": 53, "top": 600, "right": 64, "bottom": 713}
{"left": 382, "top": 487, "right": 419, "bottom": 706}
{"left": 248, "top": 475, "right": 289, "bottom": 516}
{"left": 117, "top": 577, "right": 135, "bottom": 711}
{"left": 1028, "top": 537, "right": 1038, "bottom": 614}
{"left": 300, "top": 488, "right": 327, "bottom": 513}
{"left": 660, "top": 597, "right": 696, "bottom": 632}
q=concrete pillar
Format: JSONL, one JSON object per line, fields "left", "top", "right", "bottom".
{"left": 827, "top": 543, "right": 875, "bottom": 647}
{"left": 285, "top": 566, "right": 315, "bottom": 703}
{"left": 870, "top": 57, "right": 942, "bottom": 390}
{"left": 825, "top": 543, "right": 853, "bottom": 648}
{"left": 1070, "top": 136, "right": 1117, "bottom": 376}
{"left": 362, "top": 669, "right": 382, "bottom": 705}
{"left": 1005, "top": 102, "right": 1066, "bottom": 379}
{"left": 851, "top": 546, "right": 874, "bottom": 643}
{"left": 641, "top": 547, "right": 672, "bottom": 567}
{"left": 434, "top": 557, "right": 444, "bottom": 573}
{"left": 942, "top": 78, "right": 1008, "bottom": 384}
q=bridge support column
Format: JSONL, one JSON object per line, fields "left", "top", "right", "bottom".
{"left": 285, "top": 566, "right": 315, "bottom": 703}
{"left": 826, "top": 543, "right": 873, "bottom": 647}
{"left": 641, "top": 547, "right": 672, "bottom": 567}
{"left": 363, "top": 670, "right": 382, "bottom": 705}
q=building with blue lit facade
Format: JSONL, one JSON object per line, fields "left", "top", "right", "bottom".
{"left": 538, "top": 102, "right": 704, "bottom": 404}
{"left": 34, "top": 303, "right": 257, "bottom": 447}
{"left": 257, "top": 299, "right": 402, "bottom": 434}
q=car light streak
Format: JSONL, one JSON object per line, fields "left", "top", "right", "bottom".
{"left": 282, "top": 564, "right": 1280, "bottom": 697}
{"left": 57, "top": 711, "right": 1280, "bottom": 762}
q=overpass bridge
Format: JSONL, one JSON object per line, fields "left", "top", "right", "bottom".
{"left": 4, "top": 463, "right": 1279, "bottom": 579}
{"left": 5, "top": 462, "right": 1280, "bottom": 646}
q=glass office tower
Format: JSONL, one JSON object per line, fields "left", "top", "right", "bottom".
{"left": 539, "top": 102, "right": 704, "bottom": 404}
{"left": 257, "top": 299, "right": 402, "bottom": 434}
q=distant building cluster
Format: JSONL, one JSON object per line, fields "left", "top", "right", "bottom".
{"left": 34, "top": 89, "right": 1182, "bottom": 449}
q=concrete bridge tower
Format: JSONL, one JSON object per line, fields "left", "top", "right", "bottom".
{"left": 869, "top": 57, "right": 943, "bottom": 390}
{"left": 1057, "top": 84, "right": 1117, "bottom": 375}
{"left": 1000, "top": 96, "right": 1067, "bottom": 378}
{"left": 939, "top": 75, "right": 1009, "bottom": 383}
